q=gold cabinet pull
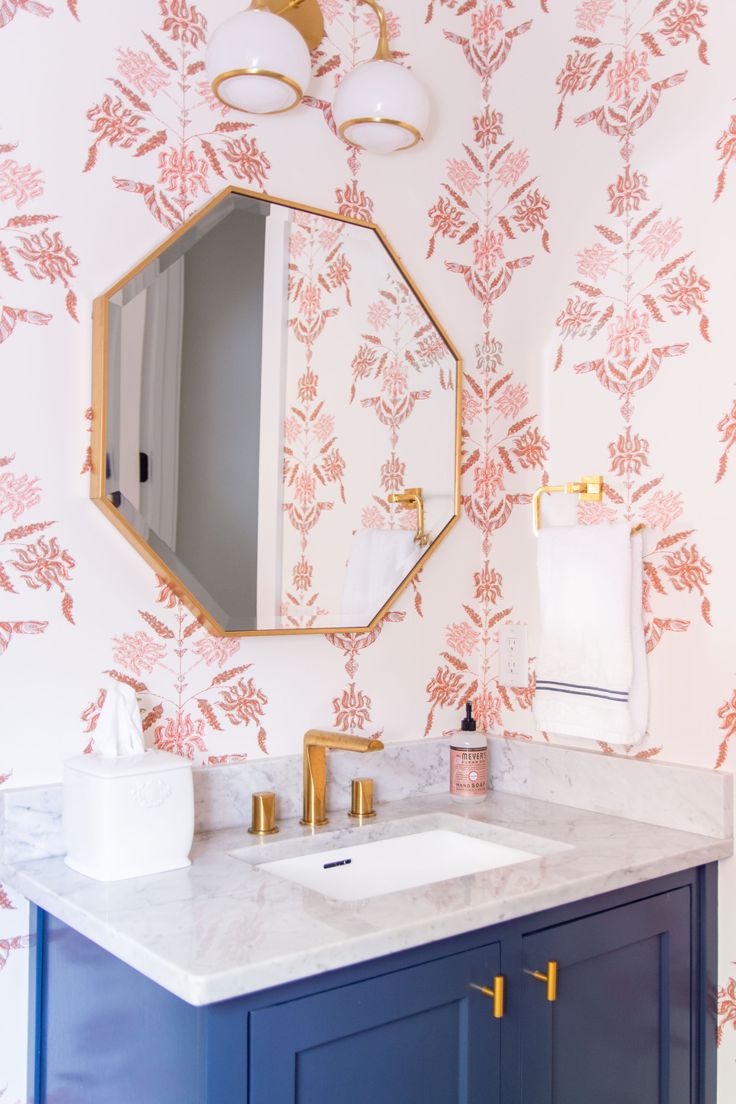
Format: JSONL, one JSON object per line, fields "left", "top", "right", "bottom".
{"left": 469, "top": 975, "right": 504, "bottom": 1018}
{"left": 524, "top": 961, "right": 557, "bottom": 1002}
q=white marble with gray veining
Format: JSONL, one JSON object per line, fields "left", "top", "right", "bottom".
{"left": 1, "top": 786, "right": 731, "bottom": 1007}
{"left": 1, "top": 734, "right": 731, "bottom": 864}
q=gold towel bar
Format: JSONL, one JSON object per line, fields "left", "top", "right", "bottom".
{"left": 532, "top": 475, "right": 644, "bottom": 537}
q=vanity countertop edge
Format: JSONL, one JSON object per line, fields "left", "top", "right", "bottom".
{"left": 2, "top": 787, "right": 731, "bottom": 1007}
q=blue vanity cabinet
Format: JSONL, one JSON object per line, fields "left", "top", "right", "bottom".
{"left": 30, "top": 866, "right": 715, "bottom": 1104}
{"left": 249, "top": 943, "right": 502, "bottom": 1104}
{"left": 519, "top": 887, "right": 694, "bottom": 1104}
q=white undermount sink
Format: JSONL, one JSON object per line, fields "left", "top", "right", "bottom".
{"left": 254, "top": 828, "right": 537, "bottom": 901}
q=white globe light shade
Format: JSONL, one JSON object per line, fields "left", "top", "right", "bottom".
{"left": 332, "top": 59, "right": 430, "bottom": 154}
{"left": 205, "top": 9, "right": 312, "bottom": 115}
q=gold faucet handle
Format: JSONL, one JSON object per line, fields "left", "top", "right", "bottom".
{"left": 349, "top": 778, "right": 376, "bottom": 819}
{"left": 248, "top": 791, "right": 279, "bottom": 836}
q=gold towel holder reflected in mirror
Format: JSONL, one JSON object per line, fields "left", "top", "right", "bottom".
{"left": 532, "top": 475, "right": 645, "bottom": 537}
{"left": 388, "top": 487, "right": 430, "bottom": 546}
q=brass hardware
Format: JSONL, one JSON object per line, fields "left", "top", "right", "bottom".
{"left": 356, "top": 0, "right": 393, "bottom": 61}
{"left": 349, "top": 777, "right": 376, "bottom": 819}
{"left": 301, "top": 730, "right": 384, "bottom": 828}
{"left": 525, "top": 960, "right": 557, "bottom": 1002}
{"left": 469, "top": 975, "right": 504, "bottom": 1018}
{"left": 338, "top": 117, "right": 422, "bottom": 151}
{"left": 249, "top": 0, "right": 325, "bottom": 50}
{"left": 532, "top": 476, "right": 645, "bottom": 538}
{"left": 212, "top": 68, "right": 304, "bottom": 114}
{"left": 90, "top": 185, "right": 462, "bottom": 637}
{"left": 388, "top": 487, "right": 430, "bottom": 546}
{"left": 532, "top": 476, "right": 602, "bottom": 534}
{"left": 248, "top": 791, "right": 279, "bottom": 835}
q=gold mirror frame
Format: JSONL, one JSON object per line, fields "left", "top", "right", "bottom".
{"left": 90, "top": 186, "right": 462, "bottom": 637}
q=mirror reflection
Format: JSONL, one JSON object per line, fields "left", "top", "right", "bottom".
{"left": 100, "top": 189, "right": 460, "bottom": 634}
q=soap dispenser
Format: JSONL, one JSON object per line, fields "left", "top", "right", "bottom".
{"left": 450, "top": 703, "right": 488, "bottom": 804}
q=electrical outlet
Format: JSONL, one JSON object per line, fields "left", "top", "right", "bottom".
{"left": 498, "top": 623, "right": 529, "bottom": 688}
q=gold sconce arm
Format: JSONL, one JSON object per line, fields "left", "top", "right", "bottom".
{"left": 388, "top": 487, "right": 429, "bottom": 547}
{"left": 357, "top": 0, "right": 393, "bottom": 61}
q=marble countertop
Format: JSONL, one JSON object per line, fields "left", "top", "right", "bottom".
{"left": 2, "top": 789, "right": 731, "bottom": 1006}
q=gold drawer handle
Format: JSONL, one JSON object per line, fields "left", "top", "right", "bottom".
{"left": 525, "top": 960, "right": 557, "bottom": 1002}
{"left": 469, "top": 975, "right": 504, "bottom": 1018}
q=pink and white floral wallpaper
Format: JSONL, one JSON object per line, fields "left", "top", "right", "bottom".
{"left": 1, "top": 0, "right": 735, "bottom": 1098}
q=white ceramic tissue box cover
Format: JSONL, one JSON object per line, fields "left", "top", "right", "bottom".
{"left": 63, "top": 750, "right": 194, "bottom": 881}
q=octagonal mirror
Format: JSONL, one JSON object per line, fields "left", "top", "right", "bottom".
{"left": 91, "top": 187, "right": 461, "bottom": 635}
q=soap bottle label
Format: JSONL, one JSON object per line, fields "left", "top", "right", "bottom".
{"left": 450, "top": 746, "right": 487, "bottom": 796}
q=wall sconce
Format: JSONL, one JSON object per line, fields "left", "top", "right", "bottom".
{"left": 206, "top": 0, "right": 429, "bottom": 152}
{"left": 332, "top": 0, "right": 430, "bottom": 154}
{"left": 205, "top": 0, "right": 325, "bottom": 115}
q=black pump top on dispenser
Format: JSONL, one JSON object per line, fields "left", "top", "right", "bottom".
{"left": 461, "top": 702, "right": 476, "bottom": 732}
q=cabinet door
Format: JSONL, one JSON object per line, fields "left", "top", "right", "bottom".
{"left": 249, "top": 944, "right": 502, "bottom": 1104}
{"left": 520, "top": 888, "right": 692, "bottom": 1104}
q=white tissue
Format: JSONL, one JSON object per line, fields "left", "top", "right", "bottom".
{"left": 94, "top": 682, "right": 145, "bottom": 757}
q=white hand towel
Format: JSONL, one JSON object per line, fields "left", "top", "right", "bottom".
{"left": 533, "top": 522, "right": 648, "bottom": 746}
{"left": 341, "top": 529, "right": 421, "bottom": 626}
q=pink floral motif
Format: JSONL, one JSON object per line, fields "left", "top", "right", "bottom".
{"left": 15, "top": 229, "right": 78, "bottom": 286}
{"left": 473, "top": 458, "right": 505, "bottom": 499}
{"left": 660, "top": 0, "right": 707, "bottom": 47}
{"left": 575, "top": 0, "right": 614, "bottom": 32}
{"left": 155, "top": 713, "right": 207, "bottom": 759}
{"left": 608, "top": 429, "right": 649, "bottom": 476}
{"left": 112, "top": 631, "right": 166, "bottom": 676}
{"left": 117, "top": 48, "right": 169, "bottom": 95}
{"left": 639, "top": 218, "right": 682, "bottom": 262}
{"left": 160, "top": 0, "right": 206, "bottom": 48}
{"left": 447, "top": 158, "right": 480, "bottom": 196}
{"left": 157, "top": 147, "right": 209, "bottom": 202}
{"left": 473, "top": 229, "right": 505, "bottom": 274}
{"left": 577, "top": 501, "right": 619, "bottom": 525}
{"left": 0, "top": 471, "right": 40, "bottom": 520}
{"left": 85, "top": 6, "right": 269, "bottom": 224}
{"left": 715, "top": 400, "right": 736, "bottom": 482}
{"left": 607, "top": 51, "right": 649, "bottom": 104}
{"left": 81, "top": 688, "right": 107, "bottom": 734}
{"left": 10, "top": 537, "right": 74, "bottom": 598}
{"left": 219, "top": 678, "right": 268, "bottom": 729}
{"left": 470, "top": 4, "right": 504, "bottom": 43}
{"left": 641, "top": 489, "right": 684, "bottom": 530}
{"left": 191, "top": 634, "right": 239, "bottom": 668}
{"left": 608, "top": 167, "right": 648, "bottom": 216}
{"left": 556, "top": 297, "right": 597, "bottom": 337}
{"left": 577, "top": 243, "right": 616, "bottom": 280}
{"left": 0, "top": 158, "right": 43, "bottom": 206}
{"left": 661, "top": 266, "right": 710, "bottom": 316}
{"left": 662, "top": 544, "right": 712, "bottom": 594}
{"left": 607, "top": 309, "right": 650, "bottom": 359}
{"left": 715, "top": 115, "right": 736, "bottom": 201}
{"left": 446, "top": 621, "right": 480, "bottom": 658}
{"left": 494, "top": 383, "right": 527, "bottom": 420}
{"left": 333, "top": 685, "right": 372, "bottom": 731}
{"left": 496, "top": 149, "right": 529, "bottom": 188}
{"left": 101, "top": 582, "right": 269, "bottom": 759}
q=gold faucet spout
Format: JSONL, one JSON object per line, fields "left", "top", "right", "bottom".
{"left": 301, "top": 729, "right": 384, "bottom": 827}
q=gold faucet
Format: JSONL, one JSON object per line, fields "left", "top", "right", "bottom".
{"left": 301, "top": 729, "right": 384, "bottom": 828}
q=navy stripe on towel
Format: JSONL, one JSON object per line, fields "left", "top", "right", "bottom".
{"left": 536, "top": 681, "right": 628, "bottom": 704}
{"left": 536, "top": 679, "right": 628, "bottom": 697}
